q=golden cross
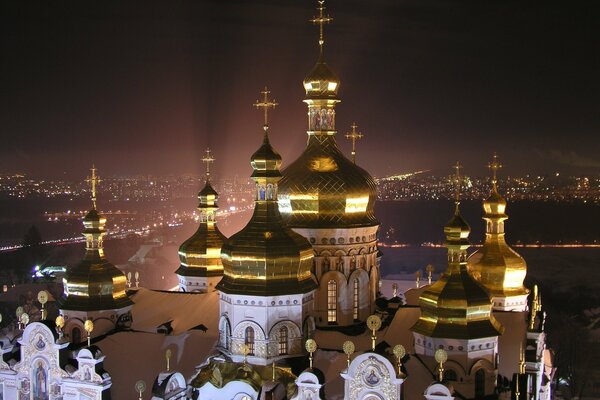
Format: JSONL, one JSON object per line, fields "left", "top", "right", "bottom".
{"left": 488, "top": 152, "right": 502, "bottom": 192}
{"left": 453, "top": 161, "right": 462, "bottom": 209}
{"left": 254, "top": 86, "right": 278, "bottom": 129}
{"left": 202, "top": 148, "right": 215, "bottom": 178}
{"left": 86, "top": 165, "right": 101, "bottom": 210}
{"left": 345, "top": 123, "right": 364, "bottom": 164}
{"left": 310, "top": 0, "right": 333, "bottom": 48}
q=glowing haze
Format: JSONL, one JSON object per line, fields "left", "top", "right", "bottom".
{"left": 1, "top": 0, "right": 599, "bottom": 179}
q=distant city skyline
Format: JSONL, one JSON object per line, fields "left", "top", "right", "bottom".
{"left": 2, "top": 0, "right": 599, "bottom": 178}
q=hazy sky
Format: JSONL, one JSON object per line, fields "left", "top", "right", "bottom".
{"left": 2, "top": 0, "right": 599, "bottom": 179}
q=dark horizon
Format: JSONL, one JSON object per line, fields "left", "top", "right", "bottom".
{"left": 2, "top": 0, "right": 599, "bottom": 179}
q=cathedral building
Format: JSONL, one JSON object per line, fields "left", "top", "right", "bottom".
{"left": 277, "top": 2, "right": 380, "bottom": 328}
{"left": 175, "top": 149, "right": 227, "bottom": 292}
{"left": 56, "top": 167, "right": 133, "bottom": 344}
{"left": 0, "top": 2, "right": 556, "bottom": 399}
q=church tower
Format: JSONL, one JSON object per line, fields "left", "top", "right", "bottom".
{"left": 175, "top": 149, "right": 226, "bottom": 292}
{"left": 216, "top": 88, "right": 317, "bottom": 366}
{"left": 411, "top": 163, "right": 503, "bottom": 399}
{"left": 468, "top": 154, "right": 529, "bottom": 311}
{"left": 57, "top": 166, "right": 133, "bottom": 343}
{"left": 278, "top": 0, "right": 380, "bottom": 328}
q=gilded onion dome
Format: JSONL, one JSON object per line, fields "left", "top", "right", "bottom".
{"left": 278, "top": 1, "right": 378, "bottom": 228}
{"left": 411, "top": 165, "right": 502, "bottom": 340}
{"left": 58, "top": 167, "right": 132, "bottom": 312}
{"left": 216, "top": 89, "right": 317, "bottom": 296}
{"left": 176, "top": 149, "right": 226, "bottom": 278}
{"left": 467, "top": 155, "right": 528, "bottom": 298}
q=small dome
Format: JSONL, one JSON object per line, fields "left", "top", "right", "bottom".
{"left": 483, "top": 191, "right": 507, "bottom": 216}
{"left": 303, "top": 59, "right": 340, "bottom": 99}
{"left": 176, "top": 180, "right": 226, "bottom": 278}
{"left": 251, "top": 132, "right": 282, "bottom": 179}
{"left": 59, "top": 256, "right": 132, "bottom": 311}
{"left": 468, "top": 189, "right": 528, "bottom": 298}
{"left": 59, "top": 208, "right": 132, "bottom": 312}
{"left": 444, "top": 209, "right": 470, "bottom": 243}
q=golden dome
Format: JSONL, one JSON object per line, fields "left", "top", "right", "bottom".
{"left": 59, "top": 208, "right": 132, "bottom": 312}
{"left": 303, "top": 57, "right": 340, "bottom": 99}
{"left": 278, "top": 136, "right": 378, "bottom": 228}
{"left": 411, "top": 205, "right": 502, "bottom": 340}
{"left": 217, "top": 126, "right": 317, "bottom": 296}
{"left": 468, "top": 188, "right": 528, "bottom": 298}
{"left": 176, "top": 180, "right": 226, "bottom": 278}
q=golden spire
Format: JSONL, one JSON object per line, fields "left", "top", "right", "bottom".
{"left": 452, "top": 161, "right": 463, "bottom": 214}
{"left": 254, "top": 86, "right": 278, "bottom": 131}
{"left": 202, "top": 148, "right": 215, "bottom": 180}
{"left": 519, "top": 342, "right": 526, "bottom": 374}
{"left": 345, "top": 122, "right": 363, "bottom": 163}
{"left": 86, "top": 165, "right": 101, "bottom": 210}
{"left": 488, "top": 152, "right": 502, "bottom": 192}
{"left": 310, "top": 0, "right": 332, "bottom": 52}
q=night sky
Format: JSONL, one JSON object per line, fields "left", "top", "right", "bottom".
{"left": 2, "top": 0, "right": 599, "bottom": 179}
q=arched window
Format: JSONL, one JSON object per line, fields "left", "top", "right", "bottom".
{"left": 245, "top": 327, "right": 255, "bottom": 356}
{"left": 353, "top": 278, "right": 359, "bottom": 321}
{"left": 220, "top": 318, "right": 230, "bottom": 350}
{"left": 278, "top": 327, "right": 288, "bottom": 355}
{"left": 72, "top": 327, "right": 81, "bottom": 344}
{"left": 475, "top": 369, "right": 485, "bottom": 398}
{"left": 327, "top": 280, "right": 337, "bottom": 323}
{"left": 444, "top": 369, "right": 457, "bottom": 381}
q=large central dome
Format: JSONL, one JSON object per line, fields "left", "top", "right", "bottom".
{"left": 278, "top": 34, "right": 378, "bottom": 228}
{"left": 278, "top": 135, "right": 378, "bottom": 228}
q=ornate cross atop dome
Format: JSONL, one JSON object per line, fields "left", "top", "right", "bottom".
{"left": 253, "top": 86, "right": 278, "bottom": 130}
{"left": 85, "top": 165, "right": 101, "bottom": 210}
{"left": 345, "top": 123, "right": 364, "bottom": 164}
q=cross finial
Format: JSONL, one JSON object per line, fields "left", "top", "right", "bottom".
{"left": 453, "top": 161, "right": 462, "bottom": 213}
{"left": 202, "top": 148, "right": 215, "bottom": 180}
{"left": 488, "top": 152, "right": 502, "bottom": 192}
{"left": 310, "top": 0, "right": 333, "bottom": 51}
{"left": 253, "top": 86, "right": 278, "bottom": 131}
{"left": 345, "top": 123, "right": 364, "bottom": 164}
{"left": 86, "top": 165, "right": 102, "bottom": 210}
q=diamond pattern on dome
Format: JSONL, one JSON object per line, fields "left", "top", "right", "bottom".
{"left": 279, "top": 135, "right": 378, "bottom": 228}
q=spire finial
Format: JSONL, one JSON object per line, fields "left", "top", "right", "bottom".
{"left": 86, "top": 165, "right": 101, "bottom": 210}
{"left": 452, "top": 161, "right": 463, "bottom": 214}
{"left": 254, "top": 86, "right": 278, "bottom": 131}
{"left": 202, "top": 148, "right": 215, "bottom": 180}
{"left": 345, "top": 123, "right": 364, "bottom": 164}
{"left": 488, "top": 152, "right": 502, "bottom": 192}
{"left": 310, "top": 0, "right": 333, "bottom": 53}
{"left": 519, "top": 342, "right": 526, "bottom": 374}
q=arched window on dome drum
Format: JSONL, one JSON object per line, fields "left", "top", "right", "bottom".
{"left": 353, "top": 278, "right": 359, "bottom": 321}
{"left": 72, "top": 327, "right": 81, "bottom": 344}
{"left": 245, "top": 327, "right": 255, "bottom": 356}
{"left": 475, "top": 369, "right": 485, "bottom": 398}
{"left": 278, "top": 327, "right": 288, "bottom": 355}
{"left": 327, "top": 280, "right": 337, "bottom": 323}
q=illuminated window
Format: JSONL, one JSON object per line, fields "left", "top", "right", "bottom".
{"left": 327, "top": 280, "right": 337, "bottom": 323}
{"left": 278, "top": 327, "right": 288, "bottom": 355}
{"left": 245, "top": 327, "right": 255, "bottom": 355}
{"left": 353, "top": 278, "right": 359, "bottom": 321}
